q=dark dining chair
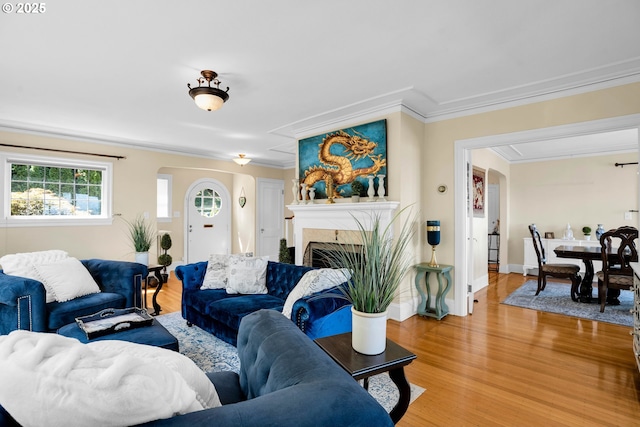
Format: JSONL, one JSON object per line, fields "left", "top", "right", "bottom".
{"left": 596, "top": 226, "right": 638, "bottom": 312}
{"left": 528, "top": 224, "right": 581, "bottom": 298}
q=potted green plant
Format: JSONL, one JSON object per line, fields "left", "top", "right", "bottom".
{"left": 126, "top": 214, "right": 155, "bottom": 266}
{"left": 278, "top": 238, "right": 292, "bottom": 264}
{"left": 350, "top": 180, "right": 364, "bottom": 203}
{"left": 157, "top": 232, "right": 172, "bottom": 281}
{"left": 324, "top": 207, "right": 416, "bottom": 355}
{"left": 582, "top": 226, "right": 592, "bottom": 241}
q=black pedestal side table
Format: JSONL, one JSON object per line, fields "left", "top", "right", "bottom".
{"left": 145, "top": 264, "right": 165, "bottom": 315}
{"left": 315, "top": 332, "right": 417, "bottom": 424}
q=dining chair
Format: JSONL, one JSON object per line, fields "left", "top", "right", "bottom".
{"left": 528, "top": 224, "right": 581, "bottom": 297}
{"left": 596, "top": 226, "right": 638, "bottom": 312}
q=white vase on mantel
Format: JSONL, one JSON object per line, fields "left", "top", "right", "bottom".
{"left": 135, "top": 252, "right": 149, "bottom": 266}
{"left": 367, "top": 175, "right": 375, "bottom": 202}
{"left": 351, "top": 307, "right": 388, "bottom": 355}
{"left": 292, "top": 179, "right": 300, "bottom": 204}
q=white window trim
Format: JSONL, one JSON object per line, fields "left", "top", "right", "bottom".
{"left": 1, "top": 151, "right": 113, "bottom": 227}
{"left": 157, "top": 173, "right": 172, "bottom": 223}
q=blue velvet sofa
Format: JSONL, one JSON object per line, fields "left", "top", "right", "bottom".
{"left": 142, "top": 309, "right": 394, "bottom": 426}
{"left": 0, "top": 310, "right": 392, "bottom": 427}
{"left": 0, "top": 259, "right": 146, "bottom": 334}
{"left": 176, "top": 261, "right": 352, "bottom": 345}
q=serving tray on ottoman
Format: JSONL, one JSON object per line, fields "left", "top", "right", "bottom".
{"left": 58, "top": 316, "right": 179, "bottom": 351}
{"left": 75, "top": 307, "right": 153, "bottom": 339}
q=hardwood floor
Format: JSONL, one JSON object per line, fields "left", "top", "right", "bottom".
{"left": 152, "top": 272, "right": 640, "bottom": 426}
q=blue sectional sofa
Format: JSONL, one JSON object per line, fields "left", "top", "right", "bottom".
{"left": 142, "top": 309, "right": 394, "bottom": 426}
{"left": 0, "top": 310, "right": 392, "bottom": 427}
{"left": 176, "top": 260, "right": 352, "bottom": 345}
{"left": 0, "top": 259, "right": 146, "bottom": 334}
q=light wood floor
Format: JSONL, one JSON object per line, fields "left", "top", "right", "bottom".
{"left": 149, "top": 272, "right": 640, "bottom": 427}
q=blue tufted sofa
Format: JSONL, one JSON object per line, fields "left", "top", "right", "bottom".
{"left": 176, "top": 261, "right": 352, "bottom": 345}
{"left": 0, "top": 310, "right": 392, "bottom": 427}
{"left": 142, "top": 309, "right": 393, "bottom": 426}
{"left": 0, "top": 259, "right": 146, "bottom": 334}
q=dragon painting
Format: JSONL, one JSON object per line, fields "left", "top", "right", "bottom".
{"left": 301, "top": 129, "right": 386, "bottom": 197}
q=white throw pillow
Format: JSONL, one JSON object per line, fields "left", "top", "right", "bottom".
{"left": 282, "top": 268, "right": 350, "bottom": 319}
{"left": 201, "top": 254, "right": 230, "bottom": 290}
{"left": 34, "top": 257, "right": 101, "bottom": 302}
{"left": 226, "top": 255, "right": 269, "bottom": 294}
{"left": 0, "top": 250, "right": 69, "bottom": 303}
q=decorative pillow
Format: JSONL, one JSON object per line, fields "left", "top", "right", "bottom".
{"left": 201, "top": 253, "right": 256, "bottom": 290}
{"left": 33, "top": 257, "right": 101, "bottom": 302}
{"left": 282, "top": 268, "right": 351, "bottom": 319}
{"left": 226, "top": 255, "right": 269, "bottom": 294}
{"left": 0, "top": 330, "right": 221, "bottom": 427}
{"left": 201, "top": 254, "right": 230, "bottom": 290}
{"left": 0, "top": 250, "right": 69, "bottom": 303}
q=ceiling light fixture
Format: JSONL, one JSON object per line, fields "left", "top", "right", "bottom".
{"left": 187, "top": 70, "right": 230, "bottom": 111}
{"left": 233, "top": 154, "right": 251, "bottom": 166}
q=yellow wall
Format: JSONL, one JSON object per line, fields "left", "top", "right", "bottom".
{"left": 0, "top": 131, "right": 286, "bottom": 264}
{"left": 509, "top": 151, "right": 638, "bottom": 266}
{"left": 1, "top": 81, "right": 639, "bottom": 316}
{"left": 420, "top": 82, "right": 640, "bottom": 304}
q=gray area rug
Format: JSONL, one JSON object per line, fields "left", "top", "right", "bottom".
{"left": 156, "top": 312, "right": 425, "bottom": 412}
{"left": 502, "top": 280, "right": 633, "bottom": 327}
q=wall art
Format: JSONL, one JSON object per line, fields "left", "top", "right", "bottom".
{"left": 298, "top": 119, "right": 387, "bottom": 200}
{"left": 473, "top": 167, "right": 485, "bottom": 217}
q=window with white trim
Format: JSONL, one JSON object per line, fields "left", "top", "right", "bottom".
{"left": 1, "top": 153, "right": 112, "bottom": 227}
{"left": 157, "top": 174, "right": 172, "bottom": 222}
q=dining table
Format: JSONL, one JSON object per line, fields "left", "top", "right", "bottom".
{"left": 553, "top": 245, "right": 622, "bottom": 303}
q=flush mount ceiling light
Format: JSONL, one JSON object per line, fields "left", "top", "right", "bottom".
{"left": 187, "top": 70, "right": 230, "bottom": 111}
{"left": 233, "top": 154, "right": 251, "bottom": 166}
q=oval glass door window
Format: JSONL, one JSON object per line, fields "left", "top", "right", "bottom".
{"left": 194, "top": 189, "right": 222, "bottom": 218}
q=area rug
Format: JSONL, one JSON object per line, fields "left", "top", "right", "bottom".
{"left": 502, "top": 280, "right": 633, "bottom": 327}
{"left": 156, "top": 312, "right": 425, "bottom": 412}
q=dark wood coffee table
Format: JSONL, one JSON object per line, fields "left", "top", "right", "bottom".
{"left": 315, "top": 332, "right": 417, "bottom": 424}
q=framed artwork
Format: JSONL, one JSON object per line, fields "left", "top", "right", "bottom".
{"left": 472, "top": 167, "right": 485, "bottom": 217}
{"left": 298, "top": 119, "right": 387, "bottom": 199}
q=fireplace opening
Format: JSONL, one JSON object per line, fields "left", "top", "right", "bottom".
{"left": 303, "top": 241, "right": 363, "bottom": 268}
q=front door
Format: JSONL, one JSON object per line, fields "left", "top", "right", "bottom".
{"left": 186, "top": 179, "right": 231, "bottom": 263}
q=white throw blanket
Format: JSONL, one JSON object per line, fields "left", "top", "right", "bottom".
{"left": 0, "top": 331, "right": 221, "bottom": 427}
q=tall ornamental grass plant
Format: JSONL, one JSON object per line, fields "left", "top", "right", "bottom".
{"left": 325, "top": 208, "right": 416, "bottom": 314}
{"left": 126, "top": 215, "right": 155, "bottom": 253}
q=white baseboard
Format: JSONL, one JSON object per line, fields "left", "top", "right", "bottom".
{"left": 388, "top": 294, "right": 458, "bottom": 321}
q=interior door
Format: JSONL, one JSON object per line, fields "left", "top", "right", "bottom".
{"left": 186, "top": 179, "right": 231, "bottom": 263}
{"left": 256, "top": 178, "right": 284, "bottom": 260}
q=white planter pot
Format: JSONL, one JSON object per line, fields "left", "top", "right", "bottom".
{"left": 135, "top": 252, "right": 149, "bottom": 266}
{"left": 351, "top": 307, "right": 388, "bottom": 355}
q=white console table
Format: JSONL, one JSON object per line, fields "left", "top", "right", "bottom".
{"left": 523, "top": 237, "right": 602, "bottom": 279}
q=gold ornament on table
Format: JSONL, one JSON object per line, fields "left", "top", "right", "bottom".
{"left": 426, "top": 220, "right": 440, "bottom": 267}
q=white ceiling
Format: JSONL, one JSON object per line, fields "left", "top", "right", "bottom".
{"left": 1, "top": 0, "right": 639, "bottom": 168}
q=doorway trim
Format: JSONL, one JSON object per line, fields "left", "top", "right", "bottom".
{"left": 454, "top": 113, "right": 640, "bottom": 317}
{"left": 183, "top": 177, "right": 232, "bottom": 263}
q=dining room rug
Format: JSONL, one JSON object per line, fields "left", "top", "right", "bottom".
{"left": 155, "top": 312, "right": 425, "bottom": 412}
{"left": 502, "top": 280, "right": 633, "bottom": 327}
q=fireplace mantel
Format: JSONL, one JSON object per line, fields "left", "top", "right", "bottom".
{"left": 287, "top": 201, "right": 400, "bottom": 265}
